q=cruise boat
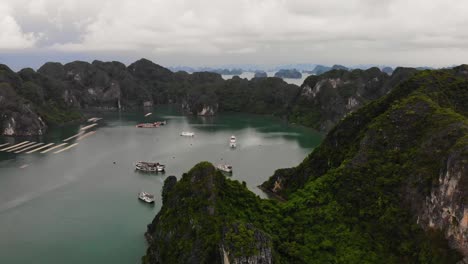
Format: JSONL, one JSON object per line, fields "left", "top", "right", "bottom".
{"left": 229, "top": 135, "right": 236, "bottom": 148}
{"left": 136, "top": 121, "right": 166, "bottom": 128}
{"left": 180, "top": 131, "right": 195, "bottom": 137}
{"left": 136, "top": 123, "right": 159, "bottom": 128}
{"left": 138, "top": 191, "right": 155, "bottom": 203}
{"left": 217, "top": 164, "right": 233, "bottom": 173}
{"left": 135, "top": 161, "right": 165, "bottom": 172}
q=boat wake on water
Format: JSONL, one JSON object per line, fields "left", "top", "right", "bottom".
{"left": 0, "top": 178, "right": 75, "bottom": 214}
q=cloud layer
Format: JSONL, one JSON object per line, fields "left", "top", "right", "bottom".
{"left": 1, "top": 0, "right": 468, "bottom": 67}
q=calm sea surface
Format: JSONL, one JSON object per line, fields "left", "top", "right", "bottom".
{"left": 0, "top": 106, "right": 322, "bottom": 264}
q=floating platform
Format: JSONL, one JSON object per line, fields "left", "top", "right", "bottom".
{"left": 40, "top": 143, "right": 68, "bottom": 154}
{"left": 15, "top": 143, "right": 44, "bottom": 154}
{"left": 54, "top": 143, "right": 78, "bottom": 154}
{"left": 0, "top": 141, "right": 29, "bottom": 151}
{"left": 63, "top": 131, "right": 85, "bottom": 142}
{"left": 7, "top": 142, "right": 36, "bottom": 152}
{"left": 26, "top": 143, "right": 55, "bottom": 154}
{"left": 80, "top": 123, "right": 98, "bottom": 131}
{"left": 76, "top": 131, "right": 96, "bottom": 141}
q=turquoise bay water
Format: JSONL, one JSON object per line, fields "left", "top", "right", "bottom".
{"left": 0, "top": 107, "right": 322, "bottom": 264}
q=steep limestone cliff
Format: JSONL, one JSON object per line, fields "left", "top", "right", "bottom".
{"left": 262, "top": 67, "right": 467, "bottom": 261}
{"left": 290, "top": 67, "right": 417, "bottom": 131}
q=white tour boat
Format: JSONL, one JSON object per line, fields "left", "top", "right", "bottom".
{"left": 135, "top": 161, "right": 165, "bottom": 172}
{"left": 138, "top": 191, "right": 155, "bottom": 203}
{"left": 229, "top": 135, "right": 236, "bottom": 148}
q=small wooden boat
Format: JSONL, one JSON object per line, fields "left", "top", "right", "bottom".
{"left": 135, "top": 161, "right": 165, "bottom": 172}
{"left": 217, "top": 164, "right": 233, "bottom": 173}
{"left": 138, "top": 191, "right": 155, "bottom": 203}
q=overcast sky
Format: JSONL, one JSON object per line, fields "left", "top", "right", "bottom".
{"left": 1, "top": 0, "right": 468, "bottom": 70}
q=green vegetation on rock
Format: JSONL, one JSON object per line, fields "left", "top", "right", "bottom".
{"left": 144, "top": 67, "right": 468, "bottom": 263}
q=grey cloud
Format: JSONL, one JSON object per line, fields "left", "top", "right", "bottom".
{"left": 0, "top": 0, "right": 468, "bottom": 68}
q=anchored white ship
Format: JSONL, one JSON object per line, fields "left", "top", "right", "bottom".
{"left": 138, "top": 191, "right": 155, "bottom": 203}
{"left": 180, "top": 131, "right": 195, "bottom": 137}
{"left": 135, "top": 161, "right": 165, "bottom": 172}
{"left": 229, "top": 135, "right": 236, "bottom": 148}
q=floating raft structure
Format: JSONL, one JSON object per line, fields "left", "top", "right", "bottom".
{"left": 87, "top": 117, "right": 102, "bottom": 122}
{"left": 0, "top": 118, "right": 101, "bottom": 160}
{"left": 54, "top": 143, "right": 78, "bottom": 154}
{"left": 15, "top": 143, "right": 44, "bottom": 153}
{"left": 63, "top": 131, "right": 85, "bottom": 142}
{"left": 80, "top": 123, "right": 98, "bottom": 131}
{"left": 0, "top": 141, "right": 29, "bottom": 151}
{"left": 40, "top": 143, "right": 68, "bottom": 154}
{"left": 26, "top": 143, "right": 55, "bottom": 154}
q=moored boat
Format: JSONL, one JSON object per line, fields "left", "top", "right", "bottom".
{"left": 180, "top": 131, "right": 195, "bottom": 137}
{"left": 135, "top": 161, "right": 165, "bottom": 172}
{"left": 217, "top": 164, "right": 233, "bottom": 173}
{"left": 138, "top": 191, "right": 155, "bottom": 203}
{"left": 229, "top": 135, "right": 236, "bottom": 148}
{"left": 136, "top": 121, "right": 166, "bottom": 128}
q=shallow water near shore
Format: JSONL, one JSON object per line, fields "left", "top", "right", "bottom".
{"left": 0, "top": 106, "right": 322, "bottom": 264}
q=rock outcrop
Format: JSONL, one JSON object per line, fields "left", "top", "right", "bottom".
{"left": 290, "top": 67, "right": 418, "bottom": 131}
{"left": 143, "top": 163, "right": 273, "bottom": 264}
{"left": 311, "top": 65, "right": 332, "bottom": 75}
{"left": 420, "top": 144, "right": 468, "bottom": 257}
{"left": 274, "top": 69, "right": 302, "bottom": 79}
{"left": 253, "top": 71, "right": 267, "bottom": 78}
{"left": 382, "top": 66, "right": 394, "bottom": 75}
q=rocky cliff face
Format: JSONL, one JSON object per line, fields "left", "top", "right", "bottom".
{"left": 0, "top": 68, "right": 47, "bottom": 136}
{"left": 143, "top": 163, "right": 273, "bottom": 264}
{"left": 290, "top": 67, "right": 417, "bottom": 131}
{"left": 419, "top": 144, "right": 468, "bottom": 257}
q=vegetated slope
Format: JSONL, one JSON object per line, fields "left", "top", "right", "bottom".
{"left": 144, "top": 67, "right": 467, "bottom": 263}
